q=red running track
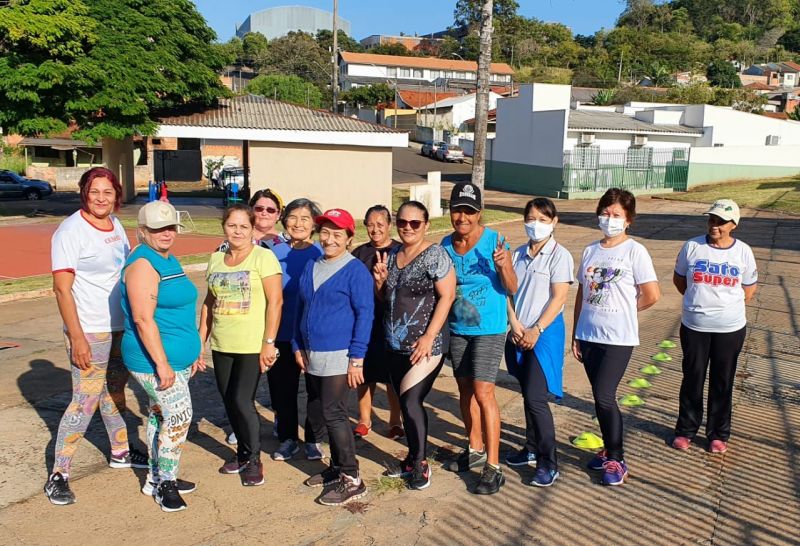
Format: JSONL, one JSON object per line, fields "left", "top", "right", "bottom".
{"left": 0, "top": 224, "right": 222, "bottom": 279}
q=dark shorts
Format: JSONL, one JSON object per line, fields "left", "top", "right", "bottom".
{"left": 449, "top": 333, "right": 506, "bottom": 384}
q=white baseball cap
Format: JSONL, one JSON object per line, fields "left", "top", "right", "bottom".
{"left": 138, "top": 201, "right": 183, "bottom": 229}
{"left": 703, "top": 199, "right": 740, "bottom": 225}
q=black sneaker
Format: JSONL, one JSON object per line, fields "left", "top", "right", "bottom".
{"left": 242, "top": 458, "right": 264, "bottom": 486}
{"left": 408, "top": 460, "right": 432, "bottom": 490}
{"left": 318, "top": 474, "right": 367, "bottom": 506}
{"left": 383, "top": 455, "right": 413, "bottom": 478}
{"left": 44, "top": 472, "right": 75, "bottom": 505}
{"left": 156, "top": 480, "right": 187, "bottom": 512}
{"left": 109, "top": 448, "right": 149, "bottom": 469}
{"left": 444, "top": 448, "right": 486, "bottom": 472}
{"left": 305, "top": 465, "right": 340, "bottom": 488}
{"left": 141, "top": 478, "right": 196, "bottom": 497}
{"left": 474, "top": 463, "right": 505, "bottom": 495}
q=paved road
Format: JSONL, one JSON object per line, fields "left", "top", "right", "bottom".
{"left": 0, "top": 192, "right": 797, "bottom": 545}
{"left": 392, "top": 146, "right": 472, "bottom": 185}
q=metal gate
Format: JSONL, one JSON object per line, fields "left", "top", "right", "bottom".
{"left": 562, "top": 147, "right": 689, "bottom": 193}
{"left": 154, "top": 150, "right": 202, "bottom": 182}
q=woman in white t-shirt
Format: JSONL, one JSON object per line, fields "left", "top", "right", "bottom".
{"left": 571, "top": 188, "right": 660, "bottom": 487}
{"left": 45, "top": 167, "right": 146, "bottom": 506}
{"left": 671, "top": 199, "right": 757, "bottom": 455}
{"left": 505, "top": 198, "right": 574, "bottom": 488}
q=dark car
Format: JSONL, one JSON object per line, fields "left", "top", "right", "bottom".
{"left": 0, "top": 170, "right": 54, "bottom": 200}
{"left": 421, "top": 140, "right": 446, "bottom": 158}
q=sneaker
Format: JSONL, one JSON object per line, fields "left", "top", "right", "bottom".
{"left": 709, "top": 440, "right": 728, "bottom": 454}
{"left": 141, "top": 478, "right": 196, "bottom": 497}
{"left": 44, "top": 472, "right": 75, "bottom": 505}
{"left": 474, "top": 463, "right": 505, "bottom": 495}
{"left": 444, "top": 448, "right": 487, "bottom": 473}
{"left": 305, "top": 442, "right": 325, "bottom": 461}
{"left": 272, "top": 439, "right": 300, "bottom": 461}
{"left": 156, "top": 480, "right": 187, "bottom": 512}
{"left": 219, "top": 455, "right": 246, "bottom": 474}
{"left": 672, "top": 436, "right": 692, "bottom": 450}
{"left": 505, "top": 448, "right": 537, "bottom": 467}
{"left": 318, "top": 474, "right": 367, "bottom": 506}
{"left": 388, "top": 425, "right": 405, "bottom": 440}
{"left": 587, "top": 449, "right": 608, "bottom": 471}
{"left": 384, "top": 455, "right": 413, "bottom": 478}
{"left": 109, "top": 448, "right": 149, "bottom": 469}
{"left": 601, "top": 460, "right": 628, "bottom": 486}
{"left": 353, "top": 423, "right": 371, "bottom": 439}
{"left": 530, "top": 467, "right": 559, "bottom": 488}
{"left": 305, "top": 465, "right": 340, "bottom": 488}
{"left": 242, "top": 459, "right": 264, "bottom": 486}
{"left": 226, "top": 432, "right": 238, "bottom": 445}
{"left": 408, "top": 461, "right": 432, "bottom": 490}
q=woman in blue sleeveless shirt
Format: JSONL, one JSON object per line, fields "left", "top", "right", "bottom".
{"left": 121, "top": 201, "right": 202, "bottom": 513}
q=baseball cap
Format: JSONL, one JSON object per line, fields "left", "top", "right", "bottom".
{"left": 138, "top": 201, "right": 183, "bottom": 229}
{"left": 449, "top": 182, "right": 482, "bottom": 211}
{"left": 315, "top": 208, "right": 356, "bottom": 235}
{"left": 703, "top": 199, "right": 740, "bottom": 225}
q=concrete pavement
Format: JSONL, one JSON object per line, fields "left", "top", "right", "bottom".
{"left": 0, "top": 194, "right": 798, "bottom": 545}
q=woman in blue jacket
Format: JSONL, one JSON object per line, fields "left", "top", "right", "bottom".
{"left": 293, "top": 208, "right": 373, "bottom": 506}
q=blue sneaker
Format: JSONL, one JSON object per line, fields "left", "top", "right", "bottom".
{"left": 601, "top": 460, "right": 628, "bottom": 486}
{"left": 587, "top": 449, "right": 608, "bottom": 471}
{"left": 505, "top": 448, "right": 537, "bottom": 467}
{"left": 530, "top": 467, "right": 559, "bottom": 487}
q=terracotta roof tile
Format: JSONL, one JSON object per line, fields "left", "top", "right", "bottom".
{"left": 339, "top": 51, "right": 514, "bottom": 75}
{"left": 397, "top": 90, "right": 459, "bottom": 109}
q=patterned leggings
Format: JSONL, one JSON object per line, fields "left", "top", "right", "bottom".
{"left": 129, "top": 368, "right": 193, "bottom": 482}
{"left": 53, "top": 332, "right": 130, "bottom": 476}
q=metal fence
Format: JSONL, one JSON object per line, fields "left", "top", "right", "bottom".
{"left": 561, "top": 147, "right": 690, "bottom": 193}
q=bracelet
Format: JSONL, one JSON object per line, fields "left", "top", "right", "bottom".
{"left": 533, "top": 323, "right": 544, "bottom": 334}
{"left": 263, "top": 338, "right": 275, "bottom": 345}
{"left": 349, "top": 361, "right": 363, "bottom": 368}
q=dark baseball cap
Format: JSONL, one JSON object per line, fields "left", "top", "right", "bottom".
{"left": 449, "top": 182, "right": 482, "bottom": 211}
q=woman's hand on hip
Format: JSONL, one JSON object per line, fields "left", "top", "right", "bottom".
{"left": 156, "top": 362, "right": 176, "bottom": 390}
{"left": 410, "top": 333, "right": 435, "bottom": 365}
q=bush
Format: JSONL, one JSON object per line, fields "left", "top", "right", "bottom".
{"left": 0, "top": 148, "right": 29, "bottom": 174}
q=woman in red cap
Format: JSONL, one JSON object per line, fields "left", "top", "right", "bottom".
{"left": 293, "top": 208, "right": 374, "bottom": 506}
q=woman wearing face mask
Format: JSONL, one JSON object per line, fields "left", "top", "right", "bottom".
{"left": 505, "top": 198, "right": 574, "bottom": 487}
{"left": 572, "top": 188, "right": 660, "bottom": 486}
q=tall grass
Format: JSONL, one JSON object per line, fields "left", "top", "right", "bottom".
{"left": 0, "top": 152, "right": 29, "bottom": 174}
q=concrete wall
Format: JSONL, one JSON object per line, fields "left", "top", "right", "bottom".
{"left": 684, "top": 105, "right": 800, "bottom": 147}
{"left": 687, "top": 145, "right": 800, "bottom": 187}
{"left": 565, "top": 132, "right": 695, "bottom": 150}
{"left": 248, "top": 142, "right": 393, "bottom": 216}
{"left": 27, "top": 165, "right": 150, "bottom": 191}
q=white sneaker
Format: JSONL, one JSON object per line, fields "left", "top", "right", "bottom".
{"left": 226, "top": 432, "right": 237, "bottom": 445}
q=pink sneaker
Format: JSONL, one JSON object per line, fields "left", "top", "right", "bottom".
{"left": 672, "top": 436, "right": 691, "bottom": 450}
{"left": 709, "top": 440, "right": 728, "bottom": 453}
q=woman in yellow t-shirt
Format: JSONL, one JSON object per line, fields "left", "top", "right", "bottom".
{"left": 199, "top": 204, "right": 283, "bottom": 487}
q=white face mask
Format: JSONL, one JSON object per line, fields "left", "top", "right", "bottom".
{"left": 598, "top": 216, "right": 627, "bottom": 237}
{"left": 524, "top": 221, "right": 554, "bottom": 242}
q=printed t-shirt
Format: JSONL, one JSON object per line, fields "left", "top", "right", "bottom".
{"left": 51, "top": 210, "right": 130, "bottom": 333}
{"left": 574, "top": 238, "right": 658, "bottom": 346}
{"left": 272, "top": 243, "right": 323, "bottom": 342}
{"left": 674, "top": 235, "right": 757, "bottom": 333}
{"left": 352, "top": 240, "right": 402, "bottom": 351}
{"left": 206, "top": 245, "right": 282, "bottom": 353}
{"left": 512, "top": 237, "right": 575, "bottom": 327}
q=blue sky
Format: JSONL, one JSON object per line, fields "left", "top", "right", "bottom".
{"left": 194, "top": 0, "right": 625, "bottom": 42}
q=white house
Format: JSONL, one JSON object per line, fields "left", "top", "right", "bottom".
{"left": 486, "top": 83, "right": 800, "bottom": 198}
{"left": 416, "top": 91, "right": 502, "bottom": 141}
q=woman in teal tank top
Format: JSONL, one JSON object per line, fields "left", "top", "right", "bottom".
{"left": 120, "top": 201, "right": 202, "bottom": 513}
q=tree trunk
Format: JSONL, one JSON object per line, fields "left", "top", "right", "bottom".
{"left": 471, "top": 0, "right": 493, "bottom": 195}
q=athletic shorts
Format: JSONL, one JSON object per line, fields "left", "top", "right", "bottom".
{"left": 449, "top": 333, "right": 506, "bottom": 384}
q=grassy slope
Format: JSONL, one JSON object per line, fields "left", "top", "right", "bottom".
{"left": 666, "top": 177, "right": 800, "bottom": 214}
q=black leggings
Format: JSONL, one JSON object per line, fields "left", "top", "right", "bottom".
{"left": 675, "top": 324, "right": 746, "bottom": 442}
{"left": 266, "top": 341, "right": 326, "bottom": 444}
{"left": 306, "top": 373, "right": 358, "bottom": 477}
{"left": 579, "top": 341, "right": 634, "bottom": 462}
{"left": 388, "top": 352, "right": 444, "bottom": 465}
{"left": 213, "top": 351, "right": 262, "bottom": 461}
{"left": 505, "top": 340, "right": 557, "bottom": 470}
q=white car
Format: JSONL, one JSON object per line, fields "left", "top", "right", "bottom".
{"left": 435, "top": 144, "right": 465, "bottom": 163}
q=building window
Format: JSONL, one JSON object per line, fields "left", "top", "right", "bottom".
{"left": 413, "top": 69, "right": 423, "bottom": 78}
{"left": 387, "top": 67, "right": 397, "bottom": 78}
{"left": 399, "top": 68, "right": 411, "bottom": 78}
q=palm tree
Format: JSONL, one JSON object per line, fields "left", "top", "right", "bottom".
{"left": 471, "top": 0, "right": 494, "bottom": 195}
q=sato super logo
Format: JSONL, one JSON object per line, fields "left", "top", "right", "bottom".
{"left": 692, "top": 260, "right": 740, "bottom": 287}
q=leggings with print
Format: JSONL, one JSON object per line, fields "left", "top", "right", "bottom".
{"left": 53, "top": 332, "right": 130, "bottom": 476}
{"left": 129, "top": 368, "right": 193, "bottom": 482}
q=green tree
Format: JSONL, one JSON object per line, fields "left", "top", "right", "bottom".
{"left": 315, "top": 29, "right": 362, "bottom": 53}
{"left": 0, "top": 0, "right": 228, "bottom": 140}
{"left": 213, "top": 36, "right": 244, "bottom": 66}
{"left": 454, "top": 0, "right": 518, "bottom": 30}
{"left": 242, "top": 32, "right": 269, "bottom": 67}
{"left": 786, "top": 105, "right": 800, "bottom": 121}
{"left": 340, "top": 83, "right": 394, "bottom": 107}
{"left": 370, "top": 42, "right": 420, "bottom": 56}
{"left": 707, "top": 60, "right": 742, "bottom": 87}
{"left": 262, "top": 31, "right": 330, "bottom": 90}
{"left": 246, "top": 74, "right": 323, "bottom": 108}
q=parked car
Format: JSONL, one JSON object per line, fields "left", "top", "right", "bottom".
{"left": 435, "top": 144, "right": 465, "bottom": 163}
{"left": 421, "top": 140, "right": 446, "bottom": 158}
{"left": 0, "top": 170, "right": 54, "bottom": 200}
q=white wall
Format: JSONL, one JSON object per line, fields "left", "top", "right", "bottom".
{"left": 690, "top": 145, "right": 800, "bottom": 167}
{"left": 684, "top": 105, "right": 800, "bottom": 147}
{"left": 346, "top": 64, "right": 391, "bottom": 78}
{"left": 565, "top": 132, "right": 695, "bottom": 150}
{"left": 450, "top": 93, "right": 500, "bottom": 128}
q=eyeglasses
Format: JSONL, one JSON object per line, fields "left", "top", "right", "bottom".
{"left": 396, "top": 219, "right": 423, "bottom": 230}
{"left": 254, "top": 205, "right": 279, "bottom": 214}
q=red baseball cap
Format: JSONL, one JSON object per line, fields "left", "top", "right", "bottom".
{"left": 315, "top": 208, "right": 356, "bottom": 235}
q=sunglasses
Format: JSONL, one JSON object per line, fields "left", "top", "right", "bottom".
{"left": 254, "top": 205, "right": 279, "bottom": 214}
{"left": 396, "top": 219, "right": 424, "bottom": 229}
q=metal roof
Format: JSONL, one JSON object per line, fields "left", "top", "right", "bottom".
{"left": 568, "top": 110, "right": 703, "bottom": 136}
{"left": 158, "top": 95, "right": 401, "bottom": 133}
{"left": 339, "top": 51, "right": 515, "bottom": 75}
{"left": 18, "top": 137, "right": 93, "bottom": 148}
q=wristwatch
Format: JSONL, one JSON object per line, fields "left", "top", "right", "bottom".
{"left": 263, "top": 338, "right": 275, "bottom": 345}
{"left": 533, "top": 323, "right": 544, "bottom": 334}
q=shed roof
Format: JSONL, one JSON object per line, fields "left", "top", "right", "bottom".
{"left": 568, "top": 110, "right": 703, "bottom": 136}
{"left": 339, "top": 51, "right": 514, "bottom": 75}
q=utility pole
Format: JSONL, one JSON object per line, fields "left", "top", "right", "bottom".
{"left": 394, "top": 71, "right": 398, "bottom": 129}
{"left": 617, "top": 50, "right": 623, "bottom": 83}
{"left": 332, "top": 0, "right": 339, "bottom": 113}
{"left": 471, "top": 0, "right": 493, "bottom": 192}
